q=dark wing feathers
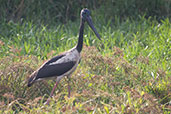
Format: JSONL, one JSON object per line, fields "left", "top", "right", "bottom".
{"left": 36, "top": 61, "right": 76, "bottom": 79}
{"left": 28, "top": 54, "right": 76, "bottom": 87}
{"left": 27, "top": 71, "right": 38, "bottom": 87}
{"left": 45, "top": 54, "right": 65, "bottom": 65}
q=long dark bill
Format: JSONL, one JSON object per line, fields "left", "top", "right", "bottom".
{"left": 86, "top": 16, "right": 101, "bottom": 40}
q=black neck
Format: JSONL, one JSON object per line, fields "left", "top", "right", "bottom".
{"left": 76, "top": 19, "right": 85, "bottom": 53}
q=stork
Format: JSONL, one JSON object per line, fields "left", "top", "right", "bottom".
{"left": 27, "top": 8, "right": 101, "bottom": 105}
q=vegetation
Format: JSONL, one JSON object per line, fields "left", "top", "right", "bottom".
{"left": 1, "top": 0, "right": 171, "bottom": 23}
{"left": 0, "top": 0, "right": 171, "bottom": 113}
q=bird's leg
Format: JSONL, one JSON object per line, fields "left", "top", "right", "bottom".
{"left": 67, "top": 76, "right": 71, "bottom": 98}
{"left": 45, "top": 80, "right": 59, "bottom": 105}
{"left": 50, "top": 81, "right": 59, "bottom": 97}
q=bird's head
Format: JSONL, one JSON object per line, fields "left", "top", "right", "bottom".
{"left": 81, "top": 8, "right": 101, "bottom": 40}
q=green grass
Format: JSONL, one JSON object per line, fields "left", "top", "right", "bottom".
{"left": 0, "top": 16, "right": 170, "bottom": 113}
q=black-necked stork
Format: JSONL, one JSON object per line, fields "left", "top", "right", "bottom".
{"left": 27, "top": 8, "right": 101, "bottom": 105}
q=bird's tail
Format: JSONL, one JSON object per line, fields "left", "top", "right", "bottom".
{"left": 27, "top": 71, "right": 38, "bottom": 87}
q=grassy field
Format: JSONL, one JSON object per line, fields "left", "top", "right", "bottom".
{"left": 0, "top": 16, "right": 171, "bottom": 113}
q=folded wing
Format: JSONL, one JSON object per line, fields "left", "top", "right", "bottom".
{"left": 28, "top": 54, "right": 76, "bottom": 87}
{"left": 36, "top": 61, "right": 76, "bottom": 79}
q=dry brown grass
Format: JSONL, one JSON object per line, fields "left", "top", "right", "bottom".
{"left": 0, "top": 46, "right": 170, "bottom": 113}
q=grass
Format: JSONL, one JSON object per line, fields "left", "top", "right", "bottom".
{"left": 0, "top": 16, "right": 171, "bottom": 113}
